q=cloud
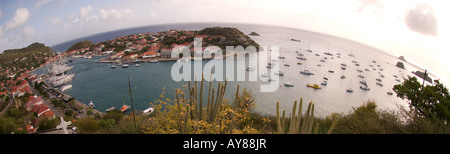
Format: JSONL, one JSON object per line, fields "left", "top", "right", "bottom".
{"left": 100, "top": 8, "right": 134, "bottom": 20}
{"left": 45, "top": 16, "right": 63, "bottom": 25}
{"left": 356, "top": 0, "right": 384, "bottom": 15}
{"left": 4, "top": 8, "right": 30, "bottom": 31}
{"left": 404, "top": 4, "right": 438, "bottom": 36}
{"left": 34, "top": 0, "right": 52, "bottom": 9}
{"left": 79, "top": 5, "right": 93, "bottom": 18}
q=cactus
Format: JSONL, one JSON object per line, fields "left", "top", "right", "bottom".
{"left": 187, "top": 73, "right": 228, "bottom": 123}
{"left": 275, "top": 97, "right": 339, "bottom": 134}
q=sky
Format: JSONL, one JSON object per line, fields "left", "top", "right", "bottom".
{"left": 0, "top": 0, "right": 449, "bottom": 84}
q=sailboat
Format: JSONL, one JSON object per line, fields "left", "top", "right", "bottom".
{"left": 346, "top": 79, "right": 353, "bottom": 93}
{"left": 284, "top": 60, "right": 290, "bottom": 67}
{"left": 300, "top": 61, "right": 314, "bottom": 75}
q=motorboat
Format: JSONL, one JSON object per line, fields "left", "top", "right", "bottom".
{"left": 376, "top": 82, "right": 383, "bottom": 86}
{"left": 284, "top": 82, "right": 294, "bottom": 87}
{"left": 142, "top": 107, "right": 155, "bottom": 116}
{"left": 122, "top": 64, "right": 129, "bottom": 68}
{"left": 60, "top": 84, "right": 72, "bottom": 91}
{"left": 275, "top": 71, "right": 284, "bottom": 76}
{"left": 346, "top": 88, "right": 353, "bottom": 93}
{"left": 360, "top": 80, "right": 367, "bottom": 85}
{"left": 297, "top": 56, "right": 307, "bottom": 60}
{"left": 387, "top": 91, "right": 393, "bottom": 95}
{"left": 358, "top": 74, "right": 365, "bottom": 78}
{"left": 360, "top": 85, "right": 370, "bottom": 91}
{"left": 105, "top": 106, "right": 116, "bottom": 112}
{"left": 306, "top": 84, "right": 321, "bottom": 89}
{"left": 376, "top": 78, "right": 382, "bottom": 82}
{"left": 321, "top": 81, "right": 328, "bottom": 86}
{"left": 121, "top": 104, "right": 130, "bottom": 112}
{"left": 340, "top": 75, "right": 346, "bottom": 79}
{"left": 149, "top": 59, "right": 159, "bottom": 63}
{"left": 300, "top": 70, "right": 314, "bottom": 75}
{"left": 246, "top": 66, "right": 255, "bottom": 71}
{"left": 111, "top": 65, "right": 116, "bottom": 69}
{"left": 135, "top": 64, "right": 140, "bottom": 67}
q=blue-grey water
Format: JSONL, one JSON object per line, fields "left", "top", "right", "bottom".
{"left": 43, "top": 23, "right": 421, "bottom": 117}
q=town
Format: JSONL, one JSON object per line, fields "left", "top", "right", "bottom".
{"left": 0, "top": 27, "right": 259, "bottom": 134}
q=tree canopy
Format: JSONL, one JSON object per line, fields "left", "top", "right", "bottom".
{"left": 393, "top": 76, "right": 450, "bottom": 126}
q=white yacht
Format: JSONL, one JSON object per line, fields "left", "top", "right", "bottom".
{"left": 142, "top": 107, "right": 155, "bottom": 116}
{"left": 60, "top": 84, "right": 72, "bottom": 91}
{"left": 89, "top": 101, "right": 95, "bottom": 108}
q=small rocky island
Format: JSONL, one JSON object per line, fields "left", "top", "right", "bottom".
{"left": 413, "top": 70, "right": 433, "bottom": 83}
{"left": 248, "top": 32, "right": 260, "bottom": 36}
{"left": 396, "top": 61, "right": 405, "bottom": 69}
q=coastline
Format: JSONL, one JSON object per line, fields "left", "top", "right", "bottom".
{"left": 95, "top": 52, "right": 250, "bottom": 63}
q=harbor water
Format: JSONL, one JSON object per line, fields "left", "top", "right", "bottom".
{"left": 44, "top": 23, "right": 426, "bottom": 117}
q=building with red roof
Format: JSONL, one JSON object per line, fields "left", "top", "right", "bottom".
{"left": 142, "top": 51, "right": 160, "bottom": 58}
{"left": 31, "top": 104, "right": 55, "bottom": 119}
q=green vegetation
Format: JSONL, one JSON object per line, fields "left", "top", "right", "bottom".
{"left": 393, "top": 76, "right": 450, "bottom": 127}
{"left": 68, "top": 40, "right": 95, "bottom": 51}
{"left": 197, "top": 27, "right": 260, "bottom": 51}
{"left": 276, "top": 99, "right": 338, "bottom": 134}
{"left": 0, "top": 42, "right": 54, "bottom": 80}
{"left": 68, "top": 75, "right": 450, "bottom": 134}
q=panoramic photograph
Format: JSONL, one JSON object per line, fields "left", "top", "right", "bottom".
{"left": 1, "top": 0, "right": 449, "bottom": 141}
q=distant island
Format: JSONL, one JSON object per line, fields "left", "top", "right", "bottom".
{"left": 398, "top": 56, "right": 407, "bottom": 62}
{"left": 413, "top": 70, "right": 433, "bottom": 84}
{"left": 396, "top": 62, "right": 405, "bottom": 69}
{"left": 62, "top": 27, "right": 260, "bottom": 63}
{"left": 248, "top": 32, "right": 260, "bottom": 36}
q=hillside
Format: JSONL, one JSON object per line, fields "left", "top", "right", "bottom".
{"left": 68, "top": 40, "right": 95, "bottom": 51}
{"left": 197, "top": 27, "right": 260, "bottom": 51}
{"left": 0, "top": 42, "right": 54, "bottom": 76}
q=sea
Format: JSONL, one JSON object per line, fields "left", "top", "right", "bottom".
{"left": 42, "top": 22, "right": 423, "bottom": 117}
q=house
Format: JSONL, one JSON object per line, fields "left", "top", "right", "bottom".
{"left": 11, "top": 80, "right": 32, "bottom": 98}
{"left": 142, "top": 51, "right": 160, "bottom": 58}
{"left": 31, "top": 104, "right": 55, "bottom": 119}
{"left": 26, "top": 125, "right": 38, "bottom": 134}
{"left": 124, "top": 53, "right": 138, "bottom": 60}
{"left": 26, "top": 96, "right": 44, "bottom": 111}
